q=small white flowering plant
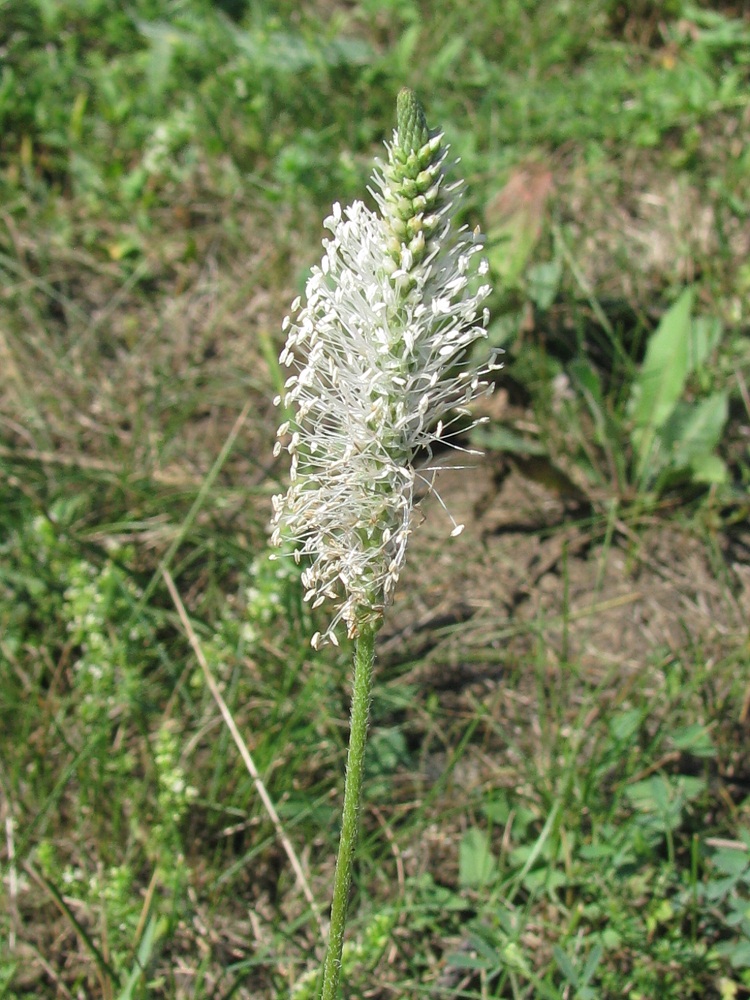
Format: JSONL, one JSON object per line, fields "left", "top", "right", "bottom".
{"left": 272, "top": 89, "right": 500, "bottom": 998}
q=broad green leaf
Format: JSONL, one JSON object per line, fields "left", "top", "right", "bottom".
{"left": 609, "top": 707, "right": 644, "bottom": 743}
{"left": 459, "top": 827, "right": 497, "bottom": 889}
{"left": 670, "top": 722, "right": 716, "bottom": 758}
{"left": 660, "top": 392, "right": 728, "bottom": 470}
{"left": 690, "top": 453, "right": 728, "bottom": 485}
{"left": 674, "top": 775, "right": 708, "bottom": 802}
{"left": 690, "top": 314, "right": 724, "bottom": 368}
{"left": 625, "top": 774, "right": 706, "bottom": 834}
{"left": 526, "top": 260, "right": 562, "bottom": 310}
{"left": 710, "top": 847, "right": 750, "bottom": 879}
{"left": 629, "top": 288, "right": 695, "bottom": 430}
{"left": 629, "top": 287, "right": 694, "bottom": 482}
{"left": 722, "top": 939, "right": 750, "bottom": 969}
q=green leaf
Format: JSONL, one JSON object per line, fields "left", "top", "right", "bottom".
{"left": 459, "top": 827, "right": 497, "bottom": 889}
{"left": 718, "top": 938, "right": 750, "bottom": 969}
{"left": 690, "top": 314, "right": 725, "bottom": 368}
{"left": 553, "top": 945, "right": 579, "bottom": 985}
{"left": 690, "top": 453, "right": 728, "bottom": 485}
{"left": 609, "top": 707, "right": 644, "bottom": 743}
{"left": 581, "top": 941, "right": 604, "bottom": 984}
{"left": 670, "top": 723, "right": 716, "bottom": 758}
{"left": 625, "top": 774, "right": 706, "bottom": 834}
{"left": 526, "top": 260, "right": 562, "bottom": 310}
{"left": 569, "top": 358, "right": 604, "bottom": 407}
{"left": 660, "top": 392, "right": 728, "bottom": 471}
{"left": 471, "top": 425, "right": 547, "bottom": 455}
{"left": 118, "top": 913, "right": 169, "bottom": 1000}
{"left": 366, "top": 726, "right": 408, "bottom": 778}
{"left": 629, "top": 287, "right": 694, "bottom": 481}
{"left": 710, "top": 846, "right": 750, "bottom": 878}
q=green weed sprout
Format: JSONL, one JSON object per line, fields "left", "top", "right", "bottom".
{"left": 271, "top": 89, "right": 500, "bottom": 998}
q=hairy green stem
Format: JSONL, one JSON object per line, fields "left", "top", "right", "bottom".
{"left": 319, "top": 622, "right": 378, "bottom": 1000}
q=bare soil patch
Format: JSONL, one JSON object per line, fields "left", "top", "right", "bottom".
{"left": 380, "top": 454, "right": 750, "bottom": 713}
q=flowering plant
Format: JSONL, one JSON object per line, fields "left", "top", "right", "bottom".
{"left": 272, "top": 88, "right": 500, "bottom": 649}
{"left": 272, "top": 89, "right": 499, "bottom": 998}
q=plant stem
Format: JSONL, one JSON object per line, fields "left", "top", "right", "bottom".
{"left": 319, "top": 622, "right": 378, "bottom": 1000}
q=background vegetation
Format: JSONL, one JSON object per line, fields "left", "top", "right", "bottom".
{"left": 1, "top": 0, "right": 749, "bottom": 996}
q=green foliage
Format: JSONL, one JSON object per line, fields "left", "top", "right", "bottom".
{"left": 628, "top": 287, "right": 729, "bottom": 490}
{"left": 460, "top": 827, "right": 499, "bottom": 890}
{"left": 1, "top": 0, "right": 748, "bottom": 995}
{"left": 398, "top": 692, "right": 740, "bottom": 999}
{"left": 479, "top": 281, "right": 736, "bottom": 502}
{"left": 1, "top": 0, "right": 378, "bottom": 208}
{"left": 703, "top": 835, "right": 750, "bottom": 973}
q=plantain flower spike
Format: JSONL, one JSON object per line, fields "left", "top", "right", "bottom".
{"left": 271, "top": 88, "right": 501, "bottom": 647}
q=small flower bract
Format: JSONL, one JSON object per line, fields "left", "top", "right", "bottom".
{"left": 271, "top": 89, "right": 501, "bottom": 647}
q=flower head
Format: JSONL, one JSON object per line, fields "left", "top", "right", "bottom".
{"left": 271, "top": 89, "right": 501, "bottom": 647}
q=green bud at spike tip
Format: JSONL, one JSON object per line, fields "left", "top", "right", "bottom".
{"left": 380, "top": 90, "right": 452, "bottom": 278}
{"left": 396, "top": 88, "right": 430, "bottom": 154}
